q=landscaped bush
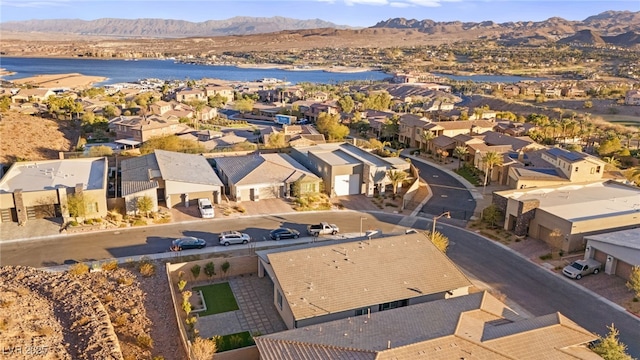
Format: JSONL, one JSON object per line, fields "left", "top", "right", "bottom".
{"left": 137, "top": 334, "right": 154, "bottom": 350}
{"left": 178, "top": 279, "right": 187, "bottom": 292}
{"left": 139, "top": 262, "right": 155, "bottom": 277}
{"left": 68, "top": 220, "right": 79, "bottom": 227}
{"left": 204, "top": 262, "right": 216, "bottom": 277}
{"left": 68, "top": 263, "right": 90, "bottom": 276}
{"left": 101, "top": 260, "right": 119, "bottom": 271}
{"left": 191, "top": 264, "right": 201, "bottom": 279}
{"left": 133, "top": 219, "right": 147, "bottom": 226}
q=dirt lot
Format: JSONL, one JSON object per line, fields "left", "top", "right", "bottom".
{"left": 0, "top": 112, "right": 79, "bottom": 164}
{"left": 11, "top": 73, "right": 107, "bottom": 89}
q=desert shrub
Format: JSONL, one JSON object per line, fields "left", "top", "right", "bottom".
{"left": 204, "top": 262, "right": 216, "bottom": 277}
{"left": 101, "top": 260, "right": 119, "bottom": 271}
{"left": 137, "top": 334, "right": 154, "bottom": 350}
{"left": 235, "top": 205, "right": 246, "bottom": 213}
{"left": 0, "top": 317, "right": 13, "bottom": 331}
{"left": 191, "top": 264, "right": 201, "bottom": 279}
{"left": 178, "top": 279, "right": 187, "bottom": 292}
{"left": 139, "top": 262, "right": 156, "bottom": 277}
{"left": 539, "top": 253, "right": 553, "bottom": 260}
{"left": 93, "top": 218, "right": 103, "bottom": 223}
{"left": 0, "top": 299, "right": 13, "bottom": 308}
{"left": 133, "top": 219, "right": 147, "bottom": 226}
{"left": 102, "top": 294, "right": 114, "bottom": 303}
{"left": 117, "top": 276, "right": 134, "bottom": 286}
{"left": 68, "top": 220, "right": 79, "bottom": 227}
{"left": 84, "top": 218, "right": 94, "bottom": 225}
{"left": 68, "top": 263, "right": 90, "bottom": 276}
{"left": 113, "top": 314, "right": 128, "bottom": 327}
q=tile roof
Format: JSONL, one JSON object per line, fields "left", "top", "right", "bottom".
{"left": 154, "top": 150, "right": 223, "bottom": 186}
{"left": 255, "top": 292, "right": 599, "bottom": 360}
{"left": 120, "top": 153, "right": 160, "bottom": 196}
{"left": 480, "top": 131, "right": 538, "bottom": 151}
{"left": 265, "top": 233, "right": 471, "bottom": 322}
{"left": 215, "top": 153, "right": 319, "bottom": 186}
{"left": 424, "top": 120, "right": 495, "bottom": 131}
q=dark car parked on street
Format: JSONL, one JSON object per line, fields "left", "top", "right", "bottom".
{"left": 269, "top": 228, "right": 300, "bottom": 240}
{"left": 171, "top": 236, "right": 207, "bottom": 251}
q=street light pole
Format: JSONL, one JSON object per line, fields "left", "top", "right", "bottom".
{"left": 360, "top": 217, "right": 367, "bottom": 236}
{"left": 431, "top": 211, "right": 451, "bottom": 242}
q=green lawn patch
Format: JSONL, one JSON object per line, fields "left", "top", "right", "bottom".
{"left": 454, "top": 167, "right": 482, "bottom": 186}
{"left": 215, "top": 331, "right": 255, "bottom": 352}
{"left": 192, "top": 282, "right": 239, "bottom": 316}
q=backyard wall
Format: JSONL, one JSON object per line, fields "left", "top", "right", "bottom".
{"left": 167, "top": 255, "right": 258, "bottom": 282}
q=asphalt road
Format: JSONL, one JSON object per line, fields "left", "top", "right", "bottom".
{"left": 0, "top": 212, "right": 402, "bottom": 267}
{"left": 409, "top": 159, "right": 477, "bottom": 220}
{"left": 442, "top": 224, "right": 640, "bottom": 356}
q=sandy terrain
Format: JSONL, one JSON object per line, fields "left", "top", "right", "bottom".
{"left": 10, "top": 73, "right": 108, "bottom": 89}
{"left": 0, "top": 112, "right": 78, "bottom": 164}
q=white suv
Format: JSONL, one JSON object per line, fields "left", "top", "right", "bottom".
{"left": 198, "top": 198, "right": 215, "bottom": 218}
{"left": 219, "top": 231, "right": 251, "bottom": 246}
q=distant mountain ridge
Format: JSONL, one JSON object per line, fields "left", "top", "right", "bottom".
{"left": 370, "top": 11, "right": 640, "bottom": 47}
{"left": 0, "top": 16, "right": 354, "bottom": 37}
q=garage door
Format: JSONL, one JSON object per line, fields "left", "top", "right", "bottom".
{"left": 615, "top": 260, "right": 633, "bottom": 280}
{"left": 538, "top": 225, "right": 552, "bottom": 242}
{"left": 334, "top": 174, "right": 360, "bottom": 196}
{"left": 259, "top": 185, "right": 281, "bottom": 200}
{"left": 593, "top": 250, "right": 608, "bottom": 264}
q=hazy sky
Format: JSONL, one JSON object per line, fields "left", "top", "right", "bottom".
{"left": 1, "top": 0, "right": 638, "bottom": 27}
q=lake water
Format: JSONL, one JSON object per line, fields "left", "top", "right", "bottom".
{"left": 0, "top": 57, "right": 390, "bottom": 85}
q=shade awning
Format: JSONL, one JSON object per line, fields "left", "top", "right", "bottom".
{"left": 115, "top": 139, "right": 141, "bottom": 146}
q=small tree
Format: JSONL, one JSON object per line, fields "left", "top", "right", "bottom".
{"left": 88, "top": 145, "right": 114, "bottom": 157}
{"left": 191, "top": 264, "right": 201, "bottom": 280}
{"left": 387, "top": 170, "right": 407, "bottom": 196}
{"left": 191, "top": 337, "right": 218, "bottom": 360}
{"left": 136, "top": 195, "right": 154, "bottom": 218}
{"left": 66, "top": 193, "right": 88, "bottom": 222}
{"left": 590, "top": 324, "right": 633, "bottom": 360}
{"left": 482, "top": 204, "right": 503, "bottom": 229}
{"left": 626, "top": 266, "right": 640, "bottom": 299}
{"left": 204, "top": 262, "right": 216, "bottom": 277}
{"left": 453, "top": 146, "right": 468, "bottom": 170}
{"left": 221, "top": 261, "right": 230, "bottom": 278}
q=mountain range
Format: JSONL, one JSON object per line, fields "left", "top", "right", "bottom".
{"left": 0, "top": 16, "right": 353, "bottom": 38}
{"left": 0, "top": 11, "right": 638, "bottom": 48}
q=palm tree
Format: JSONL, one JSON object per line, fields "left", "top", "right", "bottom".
{"left": 453, "top": 146, "right": 469, "bottom": 170}
{"left": 602, "top": 156, "right": 621, "bottom": 169}
{"left": 481, "top": 151, "right": 503, "bottom": 194}
{"left": 387, "top": 170, "right": 408, "bottom": 196}
{"left": 420, "top": 130, "right": 435, "bottom": 153}
{"left": 627, "top": 166, "right": 640, "bottom": 184}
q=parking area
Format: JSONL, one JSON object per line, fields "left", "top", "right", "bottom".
{"left": 509, "top": 236, "right": 640, "bottom": 317}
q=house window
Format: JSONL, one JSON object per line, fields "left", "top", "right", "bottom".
{"left": 596, "top": 166, "right": 601, "bottom": 173}
{"left": 590, "top": 168, "right": 595, "bottom": 174}
{"left": 575, "top": 167, "right": 579, "bottom": 172}
{"left": 276, "top": 290, "right": 283, "bottom": 310}
{"left": 416, "top": 129, "right": 420, "bottom": 134}
{"left": 378, "top": 299, "right": 409, "bottom": 312}
{"left": 355, "top": 307, "right": 370, "bottom": 316}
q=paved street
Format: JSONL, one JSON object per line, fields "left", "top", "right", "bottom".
{"left": 0, "top": 211, "right": 403, "bottom": 267}
{"left": 406, "top": 155, "right": 478, "bottom": 220}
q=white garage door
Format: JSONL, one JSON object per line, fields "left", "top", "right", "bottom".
{"left": 334, "top": 174, "right": 360, "bottom": 196}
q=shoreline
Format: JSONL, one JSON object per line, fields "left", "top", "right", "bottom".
{"left": 10, "top": 73, "right": 108, "bottom": 89}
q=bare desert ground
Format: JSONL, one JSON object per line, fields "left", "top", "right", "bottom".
{"left": 11, "top": 73, "right": 107, "bottom": 89}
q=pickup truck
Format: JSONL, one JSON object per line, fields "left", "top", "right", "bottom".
{"left": 562, "top": 258, "right": 602, "bottom": 279}
{"left": 307, "top": 222, "right": 339, "bottom": 236}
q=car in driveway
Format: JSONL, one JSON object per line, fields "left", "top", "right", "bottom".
{"left": 562, "top": 258, "right": 602, "bottom": 279}
{"left": 269, "top": 228, "right": 300, "bottom": 240}
{"left": 218, "top": 231, "right": 251, "bottom": 246}
{"left": 171, "top": 236, "right": 207, "bottom": 251}
{"left": 197, "top": 198, "right": 215, "bottom": 218}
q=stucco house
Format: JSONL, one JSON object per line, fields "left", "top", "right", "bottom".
{"left": 255, "top": 291, "right": 599, "bottom": 360}
{"left": 110, "top": 115, "right": 192, "bottom": 144}
{"left": 507, "top": 147, "right": 606, "bottom": 189}
{"left": 214, "top": 153, "right": 321, "bottom": 202}
{"left": 0, "top": 157, "right": 108, "bottom": 224}
{"left": 290, "top": 142, "right": 410, "bottom": 197}
{"left": 120, "top": 150, "right": 223, "bottom": 214}
{"left": 625, "top": 89, "right": 640, "bottom": 105}
{"left": 494, "top": 180, "right": 640, "bottom": 252}
{"left": 11, "top": 88, "right": 55, "bottom": 104}
{"left": 584, "top": 228, "right": 640, "bottom": 281}
{"left": 398, "top": 114, "right": 430, "bottom": 148}
{"left": 257, "top": 232, "right": 472, "bottom": 329}
{"left": 174, "top": 88, "right": 206, "bottom": 102}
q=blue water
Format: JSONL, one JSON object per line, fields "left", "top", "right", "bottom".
{"left": 0, "top": 57, "right": 390, "bottom": 85}
{"left": 432, "top": 72, "right": 547, "bottom": 83}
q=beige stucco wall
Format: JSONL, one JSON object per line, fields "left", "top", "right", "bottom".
{"left": 124, "top": 188, "right": 158, "bottom": 215}
{"left": 0, "top": 193, "right": 15, "bottom": 209}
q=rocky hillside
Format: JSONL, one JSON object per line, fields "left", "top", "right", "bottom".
{"left": 372, "top": 10, "right": 640, "bottom": 45}
{"left": 0, "top": 16, "right": 352, "bottom": 38}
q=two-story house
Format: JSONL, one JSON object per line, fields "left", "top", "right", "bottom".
{"left": 175, "top": 88, "right": 206, "bottom": 102}
{"left": 204, "top": 85, "right": 234, "bottom": 104}
{"left": 110, "top": 115, "right": 191, "bottom": 143}
{"left": 398, "top": 114, "right": 430, "bottom": 148}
